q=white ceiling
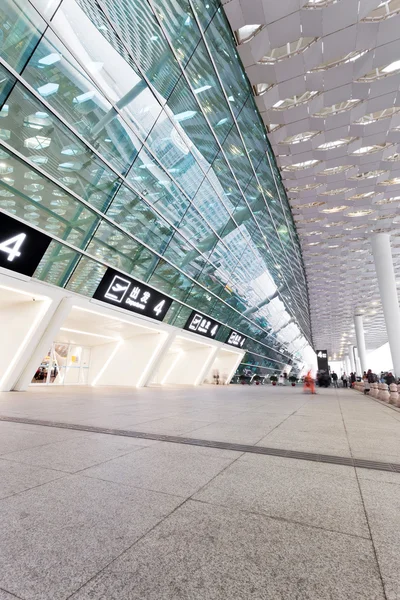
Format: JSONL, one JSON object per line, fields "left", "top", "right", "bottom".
{"left": 222, "top": 0, "right": 400, "bottom": 360}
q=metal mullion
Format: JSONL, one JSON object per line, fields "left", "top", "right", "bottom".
{"left": 184, "top": 0, "right": 311, "bottom": 334}
{"left": 148, "top": 0, "right": 308, "bottom": 339}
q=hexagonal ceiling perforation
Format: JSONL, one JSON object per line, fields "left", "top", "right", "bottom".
{"left": 222, "top": 0, "right": 400, "bottom": 360}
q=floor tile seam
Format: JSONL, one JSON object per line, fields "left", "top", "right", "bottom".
{"left": 1, "top": 415, "right": 399, "bottom": 474}
{"left": 0, "top": 445, "right": 150, "bottom": 476}
{"left": 65, "top": 450, "right": 247, "bottom": 600}
{"left": 79, "top": 472, "right": 188, "bottom": 501}
{"left": 0, "top": 430, "right": 99, "bottom": 459}
{"left": 0, "top": 586, "right": 24, "bottom": 600}
{"left": 338, "top": 392, "right": 389, "bottom": 600}
{"left": 0, "top": 471, "right": 72, "bottom": 504}
{"left": 65, "top": 499, "right": 190, "bottom": 600}
{"left": 189, "top": 497, "right": 372, "bottom": 542}
{"left": 248, "top": 396, "right": 314, "bottom": 446}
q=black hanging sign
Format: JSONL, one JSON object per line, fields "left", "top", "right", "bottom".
{"left": 226, "top": 330, "right": 247, "bottom": 349}
{"left": 184, "top": 310, "right": 221, "bottom": 339}
{"left": 0, "top": 212, "right": 51, "bottom": 277}
{"left": 93, "top": 267, "right": 172, "bottom": 321}
{"left": 316, "top": 349, "right": 329, "bottom": 372}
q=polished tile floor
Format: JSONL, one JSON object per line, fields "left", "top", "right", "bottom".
{"left": 0, "top": 385, "right": 399, "bottom": 599}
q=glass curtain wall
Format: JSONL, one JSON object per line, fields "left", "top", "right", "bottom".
{"left": 0, "top": 0, "right": 312, "bottom": 378}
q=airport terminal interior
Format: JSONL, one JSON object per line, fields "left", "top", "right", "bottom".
{"left": 1, "top": 0, "right": 400, "bottom": 598}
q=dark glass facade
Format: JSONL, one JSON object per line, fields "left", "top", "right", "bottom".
{"left": 0, "top": 0, "right": 312, "bottom": 377}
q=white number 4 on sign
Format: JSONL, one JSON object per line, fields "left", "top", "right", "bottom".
{"left": 153, "top": 300, "right": 166, "bottom": 316}
{"left": 0, "top": 233, "right": 26, "bottom": 262}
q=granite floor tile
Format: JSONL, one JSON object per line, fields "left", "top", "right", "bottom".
{"left": 70, "top": 500, "right": 385, "bottom": 600}
{"left": 82, "top": 441, "right": 241, "bottom": 497}
{"left": 183, "top": 423, "right": 272, "bottom": 444}
{"left": 194, "top": 453, "right": 367, "bottom": 537}
{"left": 359, "top": 478, "right": 400, "bottom": 600}
{"left": 0, "top": 427, "right": 92, "bottom": 456}
{"left": 0, "top": 458, "right": 65, "bottom": 499}
{"left": 0, "top": 475, "right": 182, "bottom": 600}
{"left": 1, "top": 433, "right": 151, "bottom": 473}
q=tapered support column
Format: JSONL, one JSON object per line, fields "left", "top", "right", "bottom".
{"left": 371, "top": 233, "right": 400, "bottom": 377}
{"left": 354, "top": 314, "right": 367, "bottom": 374}
{"left": 348, "top": 347, "right": 355, "bottom": 373}
{"left": 345, "top": 355, "right": 351, "bottom": 375}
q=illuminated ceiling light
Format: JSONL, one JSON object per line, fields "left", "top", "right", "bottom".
{"left": 289, "top": 183, "right": 321, "bottom": 192}
{"left": 378, "top": 177, "right": 400, "bottom": 186}
{"left": 317, "top": 137, "right": 356, "bottom": 149}
{"left": 349, "top": 170, "right": 387, "bottom": 180}
{"left": 24, "top": 136, "right": 51, "bottom": 150}
{"left": 321, "top": 205, "right": 348, "bottom": 213}
{"left": 321, "top": 188, "right": 349, "bottom": 196}
{"left": 347, "top": 209, "right": 374, "bottom": 217}
{"left": 281, "top": 131, "right": 319, "bottom": 144}
{"left": 283, "top": 159, "right": 320, "bottom": 171}
{"left": 352, "top": 144, "right": 389, "bottom": 155}
{"left": 348, "top": 191, "right": 375, "bottom": 200}
{"left": 272, "top": 91, "right": 319, "bottom": 110}
{"left": 364, "top": 0, "right": 400, "bottom": 22}
{"left": 37, "top": 83, "right": 59, "bottom": 97}
{"left": 386, "top": 153, "right": 400, "bottom": 161}
{"left": 295, "top": 201, "right": 326, "bottom": 209}
{"left": 355, "top": 107, "right": 400, "bottom": 124}
{"left": 236, "top": 24, "right": 263, "bottom": 44}
{"left": 310, "top": 50, "right": 369, "bottom": 72}
{"left": 259, "top": 37, "right": 317, "bottom": 64}
{"left": 253, "top": 83, "right": 272, "bottom": 96}
{"left": 319, "top": 165, "right": 350, "bottom": 176}
{"left": 313, "top": 99, "right": 361, "bottom": 117}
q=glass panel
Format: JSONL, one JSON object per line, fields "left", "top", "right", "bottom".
{"left": 51, "top": 0, "right": 162, "bottom": 140}
{"left": 106, "top": 184, "right": 174, "bottom": 254}
{"left": 85, "top": 220, "right": 158, "bottom": 280}
{"left": 162, "top": 230, "right": 206, "bottom": 279}
{"left": 3, "top": 80, "right": 121, "bottom": 212}
{"left": 148, "top": 260, "right": 192, "bottom": 301}
{"left": 185, "top": 39, "right": 234, "bottom": 145}
{"left": 31, "top": 347, "right": 51, "bottom": 384}
{"left": 125, "top": 148, "right": 190, "bottom": 226}
{"left": 0, "top": 147, "right": 99, "bottom": 247}
{"left": 65, "top": 255, "right": 106, "bottom": 296}
{"left": 178, "top": 205, "right": 218, "bottom": 257}
{"left": 204, "top": 10, "right": 250, "bottom": 117}
{"left": 0, "top": 0, "right": 46, "bottom": 72}
{"left": 77, "top": 0, "right": 181, "bottom": 100}
{"left": 33, "top": 240, "right": 80, "bottom": 287}
{"left": 151, "top": 0, "right": 201, "bottom": 69}
{"left": 21, "top": 29, "right": 141, "bottom": 174}
{"left": 167, "top": 75, "right": 220, "bottom": 166}
{"left": 146, "top": 110, "right": 205, "bottom": 198}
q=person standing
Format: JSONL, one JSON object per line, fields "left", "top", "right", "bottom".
{"left": 341, "top": 373, "right": 348, "bottom": 388}
{"left": 331, "top": 371, "right": 338, "bottom": 388}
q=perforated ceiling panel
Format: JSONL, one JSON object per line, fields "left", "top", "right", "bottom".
{"left": 223, "top": 0, "right": 400, "bottom": 360}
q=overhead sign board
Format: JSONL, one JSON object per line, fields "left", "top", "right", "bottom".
{"left": 316, "top": 349, "right": 329, "bottom": 372}
{"left": 184, "top": 310, "right": 221, "bottom": 339}
{"left": 226, "top": 330, "right": 247, "bottom": 349}
{"left": 0, "top": 212, "right": 51, "bottom": 277}
{"left": 93, "top": 268, "right": 172, "bottom": 322}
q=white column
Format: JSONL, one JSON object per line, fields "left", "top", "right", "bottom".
{"left": 14, "top": 297, "right": 74, "bottom": 391}
{"left": 354, "top": 314, "right": 367, "bottom": 374}
{"left": 371, "top": 233, "right": 400, "bottom": 377}
{"left": 345, "top": 355, "right": 351, "bottom": 375}
{"left": 348, "top": 347, "right": 355, "bottom": 373}
{"left": 354, "top": 347, "right": 362, "bottom": 375}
